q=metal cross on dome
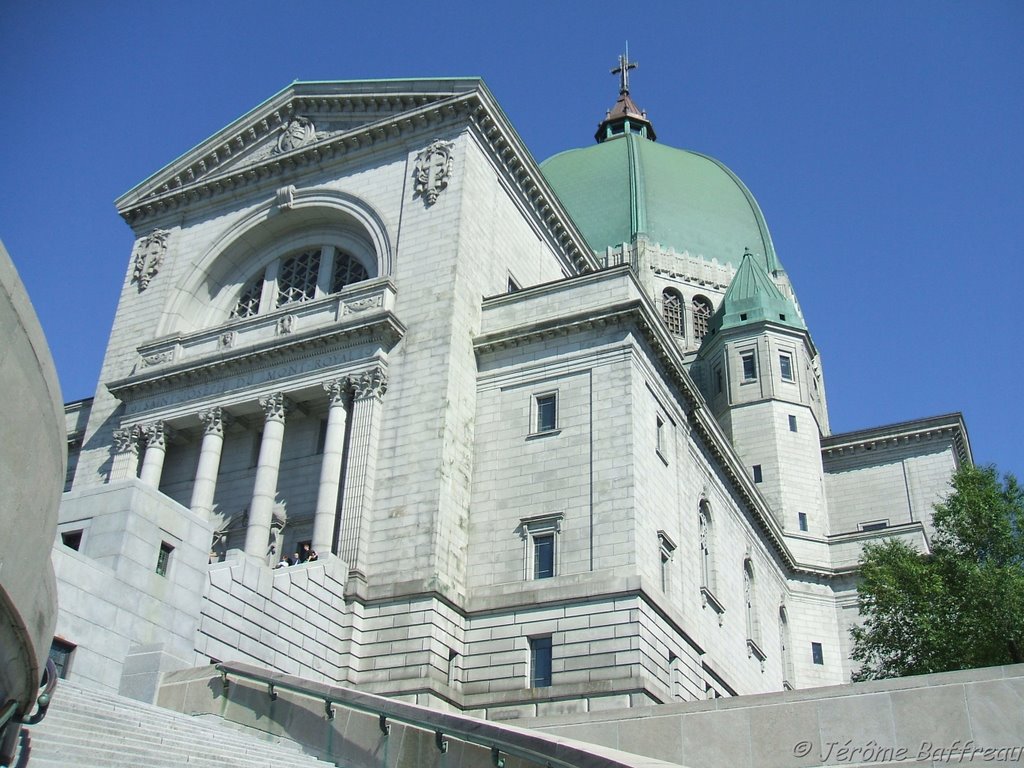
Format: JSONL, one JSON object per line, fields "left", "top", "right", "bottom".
{"left": 611, "top": 47, "right": 638, "bottom": 95}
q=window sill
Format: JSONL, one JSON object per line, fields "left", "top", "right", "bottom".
{"left": 656, "top": 448, "right": 669, "bottom": 466}
{"left": 526, "top": 429, "right": 561, "bottom": 441}
{"left": 701, "top": 586, "right": 725, "bottom": 625}
{"left": 747, "top": 638, "right": 766, "bottom": 662}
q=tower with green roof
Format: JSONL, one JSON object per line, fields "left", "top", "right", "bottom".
{"left": 695, "top": 250, "right": 830, "bottom": 534}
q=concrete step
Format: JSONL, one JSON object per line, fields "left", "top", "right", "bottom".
{"left": 18, "top": 678, "right": 333, "bottom": 768}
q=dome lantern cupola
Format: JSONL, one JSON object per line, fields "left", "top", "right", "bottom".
{"left": 596, "top": 50, "right": 656, "bottom": 143}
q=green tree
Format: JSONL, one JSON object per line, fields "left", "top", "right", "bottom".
{"left": 851, "top": 464, "right": 1024, "bottom": 681}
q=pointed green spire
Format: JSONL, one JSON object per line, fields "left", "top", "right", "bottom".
{"left": 710, "top": 250, "right": 805, "bottom": 334}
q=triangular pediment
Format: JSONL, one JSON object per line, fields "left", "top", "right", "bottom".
{"left": 115, "top": 78, "right": 486, "bottom": 217}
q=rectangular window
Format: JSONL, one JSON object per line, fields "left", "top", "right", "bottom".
{"left": 655, "top": 414, "right": 668, "bottom": 460}
{"left": 529, "top": 636, "right": 553, "bottom": 687}
{"left": 535, "top": 393, "right": 557, "bottom": 433}
{"left": 533, "top": 534, "right": 555, "bottom": 579}
{"left": 714, "top": 366, "right": 724, "bottom": 394}
{"left": 789, "top": 414, "right": 798, "bottom": 432}
{"left": 741, "top": 352, "right": 757, "bottom": 381}
{"left": 753, "top": 464, "right": 763, "bottom": 483}
{"left": 156, "top": 541, "right": 174, "bottom": 577}
{"left": 658, "top": 531, "right": 676, "bottom": 593}
{"left": 49, "top": 638, "right": 76, "bottom": 679}
{"left": 798, "top": 512, "right": 808, "bottom": 531}
{"left": 779, "top": 353, "right": 794, "bottom": 382}
{"left": 61, "top": 529, "right": 83, "bottom": 551}
{"left": 811, "top": 642, "right": 824, "bottom": 665}
{"left": 859, "top": 520, "right": 889, "bottom": 532}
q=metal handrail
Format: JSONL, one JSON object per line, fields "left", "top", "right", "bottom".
{"left": 215, "top": 661, "right": 653, "bottom": 768}
{"left": 19, "top": 659, "right": 57, "bottom": 726}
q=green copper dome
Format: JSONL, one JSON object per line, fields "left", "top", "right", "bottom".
{"left": 541, "top": 133, "right": 781, "bottom": 272}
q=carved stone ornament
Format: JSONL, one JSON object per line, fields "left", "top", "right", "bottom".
{"left": 274, "top": 116, "right": 315, "bottom": 154}
{"left": 352, "top": 368, "right": 388, "bottom": 400}
{"left": 259, "top": 392, "right": 291, "bottom": 422}
{"left": 323, "top": 377, "right": 350, "bottom": 406}
{"left": 140, "top": 349, "right": 174, "bottom": 368}
{"left": 112, "top": 425, "right": 141, "bottom": 455}
{"left": 275, "top": 184, "right": 297, "bottom": 211}
{"left": 219, "top": 331, "right": 236, "bottom": 349}
{"left": 132, "top": 229, "right": 170, "bottom": 291}
{"left": 342, "top": 295, "right": 383, "bottom": 315}
{"left": 277, "top": 314, "right": 296, "bottom": 336}
{"left": 413, "top": 139, "right": 454, "bottom": 205}
{"left": 199, "top": 406, "right": 232, "bottom": 437}
{"left": 143, "top": 421, "right": 174, "bottom": 450}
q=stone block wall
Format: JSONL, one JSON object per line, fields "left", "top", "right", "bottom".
{"left": 196, "top": 554, "right": 349, "bottom": 683}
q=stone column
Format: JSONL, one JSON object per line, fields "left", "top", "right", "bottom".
{"left": 110, "top": 425, "right": 141, "bottom": 480}
{"left": 338, "top": 368, "right": 387, "bottom": 572}
{"left": 312, "top": 378, "right": 350, "bottom": 556}
{"left": 244, "top": 392, "right": 290, "bottom": 559}
{"left": 190, "top": 407, "right": 231, "bottom": 519}
{"left": 139, "top": 421, "right": 173, "bottom": 488}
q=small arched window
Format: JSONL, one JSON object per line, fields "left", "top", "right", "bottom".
{"left": 231, "top": 269, "right": 265, "bottom": 319}
{"left": 692, "top": 295, "right": 713, "bottom": 342}
{"left": 276, "top": 249, "right": 321, "bottom": 308}
{"left": 779, "top": 605, "right": 794, "bottom": 688}
{"left": 743, "top": 558, "right": 759, "bottom": 644}
{"left": 699, "top": 501, "right": 714, "bottom": 591}
{"left": 662, "top": 289, "right": 684, "bottom": 337}
{"left": 331, "top": 251, "right": 370, "bottom": 293}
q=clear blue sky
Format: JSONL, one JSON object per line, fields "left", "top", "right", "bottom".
{"left": 1, "top": 1, "right": 1021, "bottom": 476}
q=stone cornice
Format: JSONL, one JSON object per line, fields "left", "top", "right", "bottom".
{"left": 821, "top": 413, "right": 971, "bottom": 467}
{"left": 106, "top": 311, "right": 404, "bottom": 403}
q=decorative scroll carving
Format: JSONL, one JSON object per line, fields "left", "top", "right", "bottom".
{"left": 219, "top": 331, "right": 236, "bottom": 349}
{"left": 143, "top": 421, "right": 173, "bottom": 450}
{"left": 276, "top": 314, "right": 296, "bottom": 336}
{"left": 352, "top": 368, "right": 387, "bottom": 400}
{"left": 274, "top": 116, "right": 315, "bottom": 154}
{"left": 112, "top": 425, "right": 141, "bottom": 455}
{"left": 132, "top": 229, "right": 170, "bottom": 291}
{"left": 323, "top": 377, "right": 351, "bottom": 406}
{"left": 275, "top": 184, "right": 296, "bottom": 210}
{"left": 198, "top": 406, "right": 232, "bottom": 436}
{"left": 259, "top": 392, "right": 291, "bottom": 422}
{"left": 413, "top": 139, "right": 454, "bottom": 205}
{"left": 342, "top": 295, "right": 383, "bottom": 315}
{"left": 140, "top": 350, "right": 174, "bottom": 368}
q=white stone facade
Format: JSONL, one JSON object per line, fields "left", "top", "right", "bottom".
{"left": 52, "top": 79, "right": 970, "bottom": 714}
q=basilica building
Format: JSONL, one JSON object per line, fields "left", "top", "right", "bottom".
{"left": 53, "top": 68, "right": 969, "bottom": 717}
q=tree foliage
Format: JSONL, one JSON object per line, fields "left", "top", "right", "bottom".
{"left": 851, "top": 464, "right": 1024, "bottom": 681}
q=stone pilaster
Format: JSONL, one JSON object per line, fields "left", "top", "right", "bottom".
{"left": 338, "top": 367, "right": 387, "bottom": 573}
{"left": 139, "top": 421, "right": 173, "bottom": 488}
{"left": 110, "top": 425, "right": 141, "bottom": 480}
{"left": 244, "top": 392, "right": 291, "bottom": 559}
{"left": 190, "top": 407, "right": 231, "bottom": 519}
{"left": 312, "top": 378, "right": 350, "bottom": 556}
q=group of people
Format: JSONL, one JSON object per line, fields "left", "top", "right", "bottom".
{"left": 275, "top": 543, "right": 318, "bottom": 568}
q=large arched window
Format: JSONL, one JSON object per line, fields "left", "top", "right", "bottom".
{"left": 228, "top": 244, "right": 373, "bottom": 320}
{"left": 662, "top": 289, "right": 684, "bottom": 337}
{"left": 692, "top": 295, "right": 713, "bottom": 342}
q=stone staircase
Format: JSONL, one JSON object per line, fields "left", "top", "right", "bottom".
{"left": 13, "top": 678, "right": 335, "bottom": 767}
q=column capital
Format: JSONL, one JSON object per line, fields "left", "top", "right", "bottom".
{"left": 143, "top": 421, "right": 174, "bottom": 449}
{"left": 352, "top": 367, "right": 388, "bottom": 401}
{"left": 112, "top": 425, "right": 141, "bottom": 455}
{"left": 198, "top": 406, "right": 233, "bottom": 436}
{"left": 323, "top": 377, "right": 351, "bottom": 406}
{"left": 258, "top": 392, "right": 292, "bottom": 423}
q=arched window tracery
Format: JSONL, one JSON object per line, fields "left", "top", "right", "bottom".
{"left": 662, "top": 288, "right": 684, "bottom": 337}
{"left": 692, "top": 295, "right": 713, "bottom": 342}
